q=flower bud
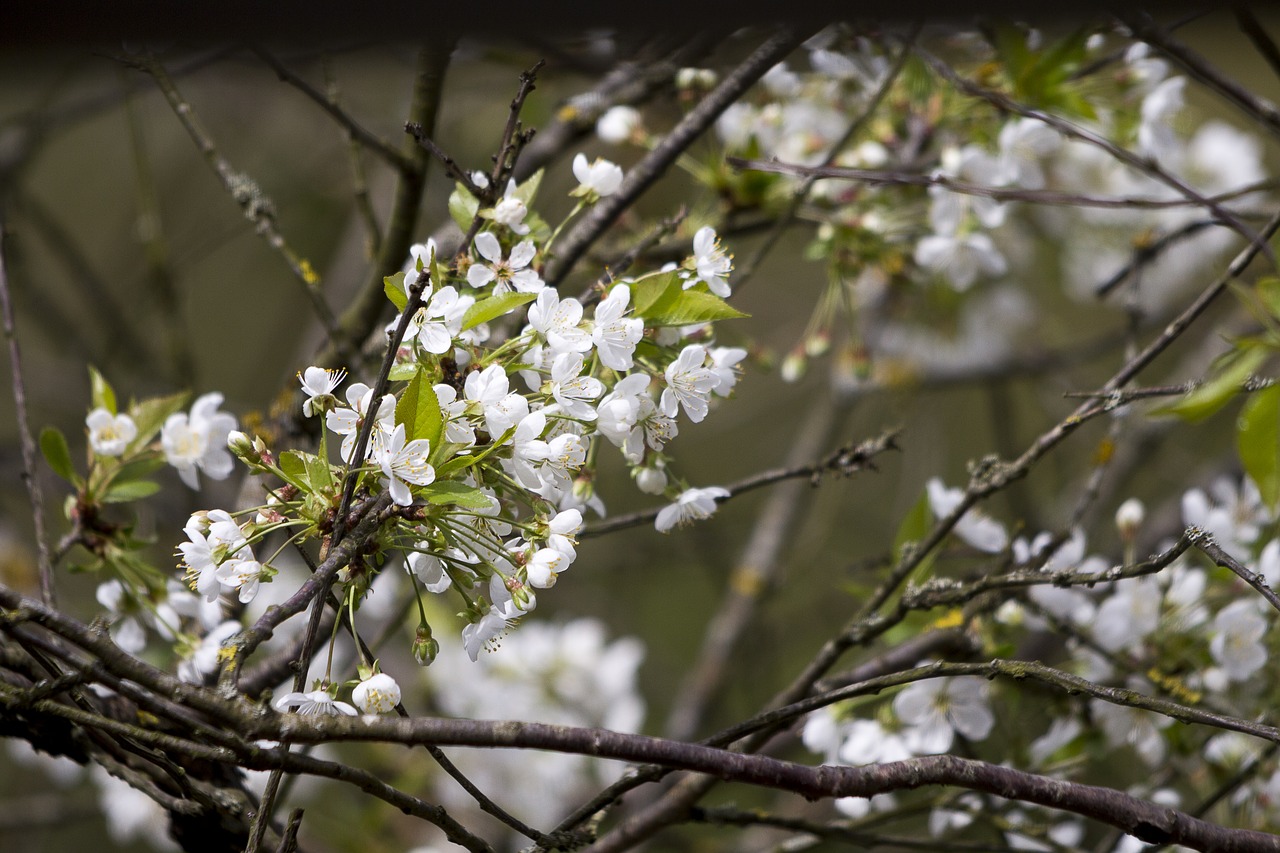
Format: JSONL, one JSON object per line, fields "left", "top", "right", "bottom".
{"left": 227, "top": 431, "right": 261, "bottom": 465}
{"left": 1115, "top": 498, "right": 1145, "bottom": 542}
{"left": 635, "top": 464, "right": 668, "bottom": 495}
{"left": 596, "top": 105, "right": 642, "bottom": 144}
{"left": 412, "top": 624, "right": 439, "bottom": 666}
{"left": 780, "top": 347, "right": 807, "bottom": 383}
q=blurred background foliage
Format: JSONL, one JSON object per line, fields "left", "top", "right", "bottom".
{"left": 2, "top": 12, "right": 1280, "bottom": 851}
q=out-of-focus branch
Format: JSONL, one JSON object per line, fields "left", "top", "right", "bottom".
{"left": 309, "top": 39, "right": 453, "bottom": 372}
{"left": 731, "top": 158, "right": 1278, "bottom": 212}
{"left": 133, "top": 54, "right": 344, "bottom": 344}
{"left": 1125, "top": 13, "right": 1280, "bottom": 138}
{"left": 663, "top": 394, "right": 842, "bottom": 742}
{"left": 252, "top": 46, "right": 416, "bottom": 172}
{"left": 546, "top": 27, "right": 811, "bottom": 286}
{"left": 583, "top": 427, "right": 899, "bottom": 537}
{"left": 0, "top": 226, "right": 54, "bottom": 607}
{"left": 913, "top": 45, "right": 1274, "bottom": 267}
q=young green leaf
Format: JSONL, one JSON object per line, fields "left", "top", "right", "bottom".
{"left": 305, "top": 452, "right": 335, "bottom": 493}
{"left": 419, "top": 480, "right": 493, "bottom": 509}
{"left": 462, "top": 292, "right": 537, "bottom": 331}
{"left": 510, "top": 169, "right": 544, "bottom": 205}
{"left": 1239, "top": 383, "right": 1280, "bottom": 511}
{"left": 88, "top": 366, "right": 118, "bottom": 415}
{"left": 396, "top": 369, "right": 443, "bottom": 446}
{"left": 629, "top": 273, "right": 748, "bottom": 327}
{"left": 892, "top": 489, "right": 938, "bottom": 582}
{"left": 448, "top": 182, "right": 479, "bottom": 231}
{"left": 39, "top": 426, "right": 78, "bottom": 484}
{"left": 128, "top": 391, "right": 190, "bottom": 450}
{"left": 101, "top": 479, "right": 162, "bottom": 503}
{"left": 1155, "top": 345, "right": 1266, "bottom": 423}
{"left": 278, "top": 451, "right": 312, "bottom": 492}
{"left": 384, "top": 271, "right": 408, "bottom": 312}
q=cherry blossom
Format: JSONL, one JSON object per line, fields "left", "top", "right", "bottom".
{"left": 352, "top": 673, "right": 402, "bottom": 715}
{"left": 86, "top": 407, "right": 136, "bottom": 457}
{"left": 466, "top": 232, "right": 544, "bottom": 294}
{"left": 655, "top": 486, "right": 729, "bottom": 532}
{"left": 161, "top": 392, "right": 237, "bottom": 489}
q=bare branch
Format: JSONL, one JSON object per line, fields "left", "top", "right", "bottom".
{"left": 0, "top": 225, "right": 54, "bottom": 607}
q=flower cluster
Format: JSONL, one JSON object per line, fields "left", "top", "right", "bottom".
{"left": 145, "top": 152, "right": 748, "bottom": 715}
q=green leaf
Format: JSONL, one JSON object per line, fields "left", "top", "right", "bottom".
{"left": 101, "top": 479, "right": 162, "bottom": 503}
{"left": 388, "top": 363, "right": 418, "bottom": 382}
{"left": 40, "top": 427, "right": 78, "bottom": 484}
{"left": 510, "top": 169, "right": 544, "bottom": 206}
{"left": 305, "top": 451, "right": 335, "bottom": 493}
{"left": 420, "top": 480, "right": 492, "bottom": 509}
{"left": 462, "top": 292, "right": 537, "bottom": 331}
{"left": 88, "top": 366, "right": 117, "bottom": 415}
{"left": 1239, "top": 384, "right": 1280, "bottom": 511}
{"left": 128, "top": 391, "right": 190, "bottom": 450}
{"left": 396, "top": 369, "right": 443, "bottom": 446}
{"left": 1156, "top": 346, "right": 1267, "bottom": 423}
{"left": 384, "top": 271, "right": 408, "bottom": 312}
{"left": 113, "top": 455, "right": 166, "bottom": 482}
{"left": 436, "top": 425, "right": 517, "bottom": 477}
{"left": 448, "top": 182, "right": 479, "bottom": 231}
{"left": 1257, "top": 277, "right": 1280, "bottom": 323}
{"left": 628, "top": 273, "right": 748, "bottom": 327}
{"left": 279, "top": 451, "right": 312, "bottom": 491}
{"left": 892, "top": 489, "right": 938, "bottom": 582}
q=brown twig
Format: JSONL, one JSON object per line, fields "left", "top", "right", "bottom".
{"left": 0, "top": 225, "right": 54, "bottom": 607}
{"left": 546, "top": 26, "right": 811, "bottom": 287}
{"left": 583, "top": 427, "right": 899, "bottom": 538}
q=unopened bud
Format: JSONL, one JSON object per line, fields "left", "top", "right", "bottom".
{"left": 780, "top": 347, "right": 807, "bottom": 383}
{"left": 1115, "top": 498, "right": 1145, "bottom": 542}
{"left": 412, "top": 624, "right": 439, "bottom": 667}
{"left": 635, "top": 465, "right": 668, "bottom": 495}
{"left": 227, "top": 431, "right": 258, "bottom": 463}
{"left": 805, "top": 330, "right": 831, "bottom": 358}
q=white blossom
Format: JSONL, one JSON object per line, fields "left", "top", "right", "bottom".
{"left": 375, "top": 423, "right": 436, "bottom": 506}
{"left": 661, "top": 344, "right": 719, "bottom": 423}
{"left": 161, "top": 392, "right": 237, "bottom": 489}
{"left": 596, "top": 105, "right": 642, "bottom": 143}
{"left": 592, "top": 285, "right": 643, "bottom": 370}
{"left": 466, "top": 232, "right": 544, "bottom": 294}
{"left": 298, "top": 366, "right": 346, "bottom": 418}
{"left": 681, "top": 226, "right": 732, "bottom": 297}
{"left": 275, "top": 689, "right": 358, "bottom": 716}
{"left": 572, "top": 153, "right": 624, "bottom": 198}
{"left": 655, "top": 486, "right": 729, "bottom": 532}
{"left": 1210, "top": 599, "right": 1268, "bottom": 681}
{"left": 86, "top": 408, "right": 136, "bottom": 457}
{"left": 927, "top": 478, "right": 1008, "bottom": 553}
{"left": 352, "top": 673, "right": 402, "bottom": 715}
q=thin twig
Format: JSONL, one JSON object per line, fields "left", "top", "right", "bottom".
{"left": 252, "top": 46, "right": 415, "bottom": 172}
{"left": 134, "top": 54, "right": 344, "bottom": 344}
{"left": 547, "top": 26, "right": 811, "bottom": 286}
{"left": 732, "top": 25, "right": 920, "bottom": 294}
{"left": 583, "top": 428, "right": 898, "bottom": 537}
{"left": 1194, "top": 532, "right": 1280, "bottom": 614}
{"left": 0, "top": 225, "right": 54, "bottom": 606}
{"left": 912, "top": 44, "right": 1275, "bottom": 268}
{"left": 730, "top": 159, "right": 1278, "bottom": 213}
{"left": 1237, "top": 10, "right": 1280, "bottom": 84}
